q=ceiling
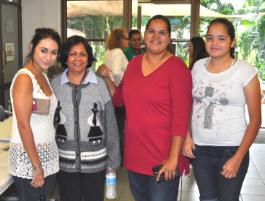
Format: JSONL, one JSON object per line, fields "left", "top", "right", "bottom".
{"left": 67, "top": 1, "right": 227, "bottom": 17}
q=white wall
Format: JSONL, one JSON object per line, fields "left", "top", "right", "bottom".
{"left": 21, "top": 0, "right": 61, "bottom": 60}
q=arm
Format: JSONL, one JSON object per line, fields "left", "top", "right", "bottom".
{"left": 221, "top": 75, "right": 261, "bottom": 178}
{"left": 157, "top": 136, "right": 185, "bottom": 181}
{"left": 97, "top": 63, "right": 125, "bottom": 106}
{"left": 97, "top": 64, "right": 112, "bottom": 78}
{"left": 157, "top": 62, "right": 192, "bottom": 181}
{"left": 12, "top": 74, "right": 44, "bottom": 187}
{"left": 97, "top": 64, "right": 116, "bottom": 97}
{"left": 183, "top": 127, "right": 196, "bottom": 159}
{"left": 110, "top": 50, "right": 128, "bottom": 86}
{"left": 104, "top": 77, "right": 116, "bottom": 97}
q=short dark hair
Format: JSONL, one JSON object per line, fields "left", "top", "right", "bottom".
{"left": 145, "top": 15, "right": 171, "bottom": 36}
{"left": 60, "top": 35, "right": 96, "bottom": 69}
{"left": 207, "top": 18, "right": 236, "bottom": 58}
{"left": 28, "top": 28, "right": 61, "bottom": 59}
{"left": 129, "top": 30, "right": 141, "bottom": 40}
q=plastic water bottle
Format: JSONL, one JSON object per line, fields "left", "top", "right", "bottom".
{"left": 105, "top": 167, "right": 117, "bottom": 199}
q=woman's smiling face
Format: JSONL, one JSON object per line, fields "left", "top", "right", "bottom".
{"left": 205, "top": 23, "right": 235, "bottom": 59}
{"left": 144, "top": 19, "right": 170, "bottom": 55}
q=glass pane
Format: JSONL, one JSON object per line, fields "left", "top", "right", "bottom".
{"left": 172, "top": 41, "right": 189, "bottom": 66}
{"left": 89, "top": 40, "right": 105, "bottom": 70}
{"left": 67, "top": 1, "right": 123, "bottom": 39}
{"left": 67, "top": 1, "right": 124, "bottom": 66}
{"left": 199, "top": 0, "right": 265, "bottom": 80}
{"left": 135, "top": 3, "right": 191, "bottom": 40}
{"left": 132, "top": 0, "right": 138, "bottom": 28}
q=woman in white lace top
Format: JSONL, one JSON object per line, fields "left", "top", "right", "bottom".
{"left": 8, "top": 28, "right": 61, "bottom": 201}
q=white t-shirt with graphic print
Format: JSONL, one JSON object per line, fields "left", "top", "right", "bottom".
{"left": 191, "top": 57, "right": 256, "bottom": 146}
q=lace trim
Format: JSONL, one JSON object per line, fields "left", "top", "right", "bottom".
{"left": 8, "top": 142, "right": 59, "bottom": 179}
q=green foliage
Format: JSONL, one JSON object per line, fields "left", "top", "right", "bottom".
{"left": 238, "top": 16, "right": 265, "bottom": 79}
{"left": 200, "top": 0, "right": 265, "bottom": 80}
{"left": 201, "top": 0, "right": 234, "bottom": 14}
{"left": 67, "top": 15, "right": 123, "bottom": 65}
{"left": 67, "top": 0, "right": 265, "bottom": 79}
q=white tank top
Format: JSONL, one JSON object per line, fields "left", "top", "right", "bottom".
{"left": 8, "top": 68, "right": 59, "bottom": 179}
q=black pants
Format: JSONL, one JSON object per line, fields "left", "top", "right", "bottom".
{"left": 115, "top": 106, "right": 126, "bottom": 159}
{"left": 58, "top": 170, "right": 105, "bottom": 201}
{"left": 13, "top": 174, "right": 56, "bottom": 201}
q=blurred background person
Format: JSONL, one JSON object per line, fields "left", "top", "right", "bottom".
{"left": 8, "top": 28, "right": 61, "bottom": 201}
{"left": 123, "top": 29, "right": 144, "bottom": 61}
{"left": 103, "top": 27, "right": 129, "bottom": 85}
{"left": 187, "top": 36, "right": 208, "bottom": 70}
{"left": 103, "top": 27, "right": 129, "bottom": 157}
{"left": 51, "top": 35, "right": 120, "bottom": 201}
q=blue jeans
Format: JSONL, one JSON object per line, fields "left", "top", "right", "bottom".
{"left": 127, "top": 170, "right": 180, "bottom": 201}
{"left": 191, "top": 145, "right": 249, "bottom": 201}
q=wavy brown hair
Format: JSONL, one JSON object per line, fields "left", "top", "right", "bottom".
{"left": 106, "top": 27, "right": 128, "bottom": 50}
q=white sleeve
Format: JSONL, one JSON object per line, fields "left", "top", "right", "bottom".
{"left": 109, "top": 49, "right": 128, "bottom": 85}
{"left": 238, "top": 60, "right": 257, "bottom": 87}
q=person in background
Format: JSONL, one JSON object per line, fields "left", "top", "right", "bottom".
{"left": 102, "top": 27, "right": 129, "bottom": 156}
{"left": 187, "top": 36, "right": 208, "bottom": 70}
{"left": 183, "top": 18, "right": 261, "bottom": 201}
{"left": 51, "top": 35, "right": 120, "bottom": 201}
{"left": 100, "top": 15, "right": 192, "bottom": 201}
{"left": 103, "top": 27, "right": 129, "bottom": 86}
{"left": 123, "top": 29, "right": 144, "bottom": 61}
{"left": 8, "top": 28, "right": 61, "bottom": 201}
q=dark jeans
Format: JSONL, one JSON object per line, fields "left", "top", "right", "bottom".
{"left": 13, "top": 174, "right": 56, "bottom": 201}
{"left": 191, "top": 145, "right": 249, "bottom": 201}
{"left": 58, "top": 170, "right": 105, "bottom": 201}
{"left": 128, "top": 170, "right": 180, "bottom": 201}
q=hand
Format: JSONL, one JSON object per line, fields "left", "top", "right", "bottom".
{"left": 30, "top": 166, "right": 45, "bottom": 188}
{"left": 96, "top": 64, "right": 112, "bottom": 78}
{"left": 182, "top": 132, "right": 196, "bottom": 158}
{"left": 221, "top": 156, "right": 241, "bottom": 179}
{"left": 156, "top": 159, "right": 177, "bottom": 182}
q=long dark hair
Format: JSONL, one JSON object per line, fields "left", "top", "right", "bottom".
{"left": 28, "top": 28, "right": 61, "bottom": 60}
{"left": 190, "top": 36, "right": 208, "bottom": 69}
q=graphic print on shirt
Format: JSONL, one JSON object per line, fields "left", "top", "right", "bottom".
{"left": 54, "top": 101, "right": 67, "bottom": 142}
{"left": 87, "top": 103, "right": 103, "bottom": 145}
{"left": 193, "top": 81, "right": 229, "bottom": 129}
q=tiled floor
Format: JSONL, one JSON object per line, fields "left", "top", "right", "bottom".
{"left": 1, "top": 144, "right": 265, "bottom": 201}
{"left": 106, "top": 143, "right": 265, "bottom": 201}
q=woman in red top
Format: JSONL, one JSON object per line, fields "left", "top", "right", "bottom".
{"left": 100, "top": 15, "right": 192, "bottom": 201}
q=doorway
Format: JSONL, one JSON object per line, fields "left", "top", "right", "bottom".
{"left": 0, "top": 0, "right": 22, "bottom": 109}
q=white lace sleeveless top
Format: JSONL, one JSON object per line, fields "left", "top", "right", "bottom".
{"left": 8, "top": 68, "right": 59, "bottom": 179}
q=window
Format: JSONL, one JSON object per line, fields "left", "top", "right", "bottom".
{"left": 200, "top": 0, "right": 265, "bottom": 80}
{"left": 66, "top": 1, "right": 125, "bottom": 67}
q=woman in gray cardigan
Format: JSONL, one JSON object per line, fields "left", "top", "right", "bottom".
{"left": 51, "top": 35, "right": 120, "bottom": 201}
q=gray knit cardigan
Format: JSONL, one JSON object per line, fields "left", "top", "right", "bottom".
{"left": 51, "top": 72, "right": 121, "bottom": 173}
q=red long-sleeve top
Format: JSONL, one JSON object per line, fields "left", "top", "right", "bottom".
{"left": 113, "top": 54, "right": 192, "bottom": 176}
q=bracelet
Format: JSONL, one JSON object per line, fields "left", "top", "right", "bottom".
{"left": 32, "top": 164, "right": 43, "bottom": 175}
